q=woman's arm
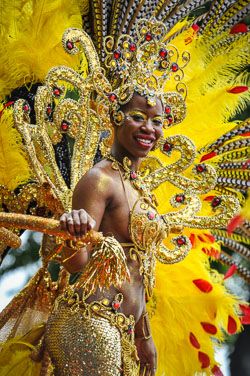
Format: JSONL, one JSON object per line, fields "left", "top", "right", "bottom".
{"left": 135, "top": 306, "right": 157, "bottom": 376}
{"left": 60, "top": 167, "right": 113, "bottom": 274}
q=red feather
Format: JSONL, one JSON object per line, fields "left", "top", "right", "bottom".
{"left": 193, "top": 279, "right": 213, "bottom": 293}
{"left": 212, "top": 365, "right": 224, "bottom": 376}
{"left": 189, "top": 233, "right": 195, "bottom": 247}
{"left": 203, "top": 233, "right": 215, "bottom": 243}
{"left": 239, "top": 305, "right": 250, "bottom": 325}
{"left": 230, "top": 24, "right": 248, "bottom": 34}
{"left": 204, "top": 196, "right": 215, "bottom": 201}
{"left": 223, "top": 264, "right": 236, "bottom": 280}
{"left": 189, "top": 332, "right": 200, "bottom": 349}
{"left": 198, "top": 352, "right": 210, "bottom": 369}
{"left": 227, "top": 86, "right": 248, "bottom": 94}
{"left": 227, "top": 214, "right": 244, "bottom": 236}
{"left": 200, "top": 322, "right": 217, "bottom": 335}
{"left": 200, "top": 152, "right": 217, "bottom": 162}
{"left": 227, "top": 315, "right": 237, "bottom": 334}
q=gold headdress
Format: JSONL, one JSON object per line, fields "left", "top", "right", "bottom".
{"left": 103, "top": 17, "right": 188, "bottom": 127}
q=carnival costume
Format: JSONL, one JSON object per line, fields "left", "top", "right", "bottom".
{"left": 0, "top": 0, "right": 249, "bottom": 375}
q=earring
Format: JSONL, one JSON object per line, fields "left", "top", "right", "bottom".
{"left": 113, "top": 110, "right": 124, "bottom": 126}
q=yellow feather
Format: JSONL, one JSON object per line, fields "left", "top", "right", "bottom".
{"left": 0, "top": 0, "right": 87, "bottom": 100}
{"left": 0, "top": 105, "right": 32, "bottom": 190}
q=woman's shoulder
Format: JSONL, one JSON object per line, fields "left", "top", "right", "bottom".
{"left": 74, "top": 159, "right": 116, "bottom": 197}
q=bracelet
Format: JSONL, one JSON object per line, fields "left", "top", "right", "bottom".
{"left": 135, "top": 311, "right": 152, "bottom": 340}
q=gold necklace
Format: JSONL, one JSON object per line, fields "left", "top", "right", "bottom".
{"left": 105, "top": 153, "right": 150, "bottom": 195}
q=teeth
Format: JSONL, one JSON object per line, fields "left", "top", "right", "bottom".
{"left": 136, "top": 137, "right": 152, "bottom": 144}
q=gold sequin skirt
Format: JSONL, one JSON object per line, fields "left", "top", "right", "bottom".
{"left": 45, "top": 288, "right": 138, "bottom": 376}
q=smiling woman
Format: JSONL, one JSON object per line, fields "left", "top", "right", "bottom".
{"left": 47, "top": 92, "right": 164, "bottom": 376}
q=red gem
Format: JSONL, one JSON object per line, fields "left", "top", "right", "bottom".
{"left": 66, "top": 41, "right": 74, "bottom": 50}
{"left": 130, "top": 171, "right": 137, "bottom": 180}
{"left": 196, "top": 164, "right": 206, "bottom": 173}
{"left": 46, "top": 105, "right": 52, "bottom": 115}
{"left": 145, "top": 32, "right": 153, "bottom": 41}
{"left": 163, "top": 142, "right": 172, "bottom": 152}
{"left": 189, "top": 332, "right": 200, "bottom": 349}
{"left": 129, "top": 43, "right": 137, "bottom": 52}
{"left": 61, "top": 121, "right": 69, "bottom": 131}
{"left": 176, "top": 194, "right": 185, "bottom": 203}
{"left": 53, "top": 87, "right": 60, "bottom": 96}
{"left": 23, "top": 103, "right": 29, "bottom": 112}
{"left": 113, "top": 301, "right": 120, "bottom": 309}
{"left": 198, "top": 352, "right": 210, "bottom": 369}
{"left": 200, "top": 322, "right": 217, "bottom": 335}
{"left": 113, "top": 49, "right": 121, "bottom": 59}
{"left": 128, "top": 326, "right": 133, "bottom": 334}
{"left": 193, "top": 279, "right": 213, "bottom": 293}
{"left": 36, "top": 207, "right": 46, "bottom": 216}
{"left": 108, "top": 93, "right": 117, "bottom": 102}
{"left": 177, "top": 236, "right": 186, "bottom": 246}
{"left": 211, "top": 197, "right": 221, "bottom": 207}
{"left": 227, "top": 315, "right": 237, "bottom": 334}
{"left": 212, "top": 365, "right": 224, "bottom": 376}
{"left": 167, "top": 115, "right": 173, "bottom": 124}
{"left": 171, "top": 63, "right": 179, "bottom": 72}
{"left": 147, "top": 212, "right": 154, "bottom": 220}
{"left": 159, "top": 48, "right": 168, "bottom": 58}
{"left": 165, "top": 106, "right": 171, "bottom": 114}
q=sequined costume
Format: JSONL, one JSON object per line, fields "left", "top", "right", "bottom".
{"left": 45, "top": 288, "right": 138, "bottom": 376}
{"left": 0, "top": 1, "right": 249, "bottom": 376}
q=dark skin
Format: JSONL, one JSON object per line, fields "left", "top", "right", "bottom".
{"left": 60, "top": 93, "right": 163, "bottom": 375}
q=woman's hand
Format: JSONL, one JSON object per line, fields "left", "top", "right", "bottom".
{"left": 135, "top": 337, "right": 157, "bottom": 376}
{"left": 60, "top": 209, "right": 96, "bottom": 242}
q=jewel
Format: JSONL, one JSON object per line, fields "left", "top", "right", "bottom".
{"left": 128, "top": 325, "right": 133, "bottom": 334}
{"left": 193, "top": 279, "right": 213, "bottom": 293}
{"left": 196, "top": 164, "right": 206, "bottom": 173}
{"left": 66, "top": 40, "right": 74, "bottom": 50}
{"left": 211, "top": 197, "right": 221, "bottom": 207}
{"left": 129, "top": 43, "right": 137, "bottom": 52}
{"left": 200, "top": 322, "right": 217, "bottom": 335}
{"left": 227, "top": 315, "right": 237, "bottom": 334}
{"left": 102, "top": 298, "right": 109, "bottom": 306}
{"left": 176, "top": 236, "right": 186, "bottom": 246}
{"left": 189, "top": 332, "right": 200, "bottom": 349}
{"left": 53, "top": 87, "right": 61, "bottom": 96}
{"left": 92, "top": 304, "right": 99, "bottom": 311}
{"left": 167, "top": 115, "right": 173, "bottom": 124}
{"left": 108, "top": 93, "right": 117, "bottom": 102}
{"left": 165, "top": 106, "right": 171, "bottom": 114}
{"left": 171, "top": 63, "right": 179, "bottom": 72}
{"left": 23, "top": 102, "right": 29, "bottom": 113}
{"left": 175, "top": 194, "right": 185, "bottom": 203}
{"left": 113, "top": 49, "right": 121, "bottom": 59}
{"left": 147, "top": 212, "right": 154, "bottom": 220}
{"left": 46, "top": 105, "right": 52, "bottom": 115}
{"left": 61, "top": 121, "right": 69, "bottom": 131}
{"left": 160, "top": 60, "right": 168, "bottom": 69}
{"left": 198, "top": 352, "right": 210, "bottom": 369}
{"left": 130, "top": 171, "right": 137, "bottom": 180}
{"left": 159, "top": 48, "right": 168, "bottom": 58}
{"left": 145, "top": 32, "right": 153, "bottom": 41}
{"left": 113, "top": 300, "right": 120, "bottom": 309}
{"left": 36, "top": 206, "right": 46, "bottom": 216}
{"left": 163, "top": 142, "right": 172, "bottom": 152}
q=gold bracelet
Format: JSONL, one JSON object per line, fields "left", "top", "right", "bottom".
{"left": 135, "top": 311, "right": 152, "bottom": 340}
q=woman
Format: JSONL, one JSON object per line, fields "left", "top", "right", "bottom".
{"left": 45, "top": 92, "right": 164, "bottom": 376}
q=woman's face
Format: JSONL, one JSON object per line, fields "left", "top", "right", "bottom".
{"left": 113, "top": 93, "right": 163, "bottom": 159}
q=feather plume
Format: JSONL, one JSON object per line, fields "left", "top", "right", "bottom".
{"left": 0, "top": 105, "right": 32, "bottom": 190}
{"left": 0, "top": 0, "right": 85, "bottom": 100}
